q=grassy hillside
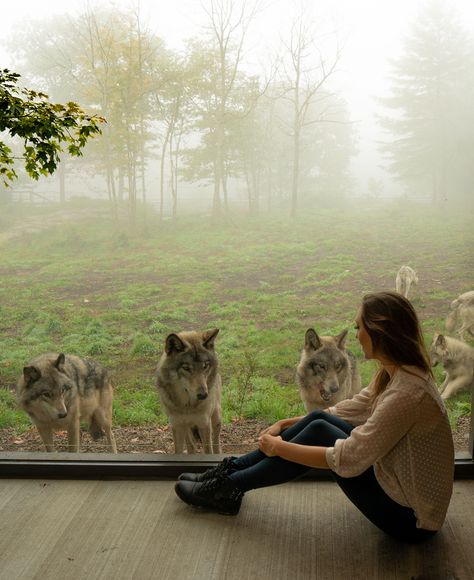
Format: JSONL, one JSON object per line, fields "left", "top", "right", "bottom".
{"left": 0, "top": 200, "right": 472, "bottom": 432}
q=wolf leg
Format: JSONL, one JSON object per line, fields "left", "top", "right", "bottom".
{"left": 172, "top": 425, "right": 187, "bottom": 454}
{"left": 36, "top": 424, "right": 55, "bottom": 452}
{"left": 67, "top": 415, "right": 81, "bottom": 452}
{"left": 185, "top": 430, "right": 198, "bottom": 454}
{"left": 105, "top": 426, "right": 117, "bottom": 453}
{"left": 90, "top": 408, "right": 117, "bottom": 453}
{"left": 457, "top": 320, "right": 474, "bottom": 341}
{"left": 438, "top": 372, "right": 449, "bottom": 395}
{"left": 197, "top": 425, "right": 213, "bottom": 454}
{"left": 441, "top": 376, "right": 471, "bottom": 400}
{"left": 396, "top": 275, "right": 402, "bottom": 294}
{"left": 212, "top": 416, "right": 222, "bottom": 454}
{"left": 405, "top": 279, "right": 411, "bottom": 298}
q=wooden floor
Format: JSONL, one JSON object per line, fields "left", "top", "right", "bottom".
{"left": 0, "top": 479, "right": 473, "bottom": 580}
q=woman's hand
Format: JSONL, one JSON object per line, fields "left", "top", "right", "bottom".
{"left": 258, "top": 433, "right": 283, "bottom": 456}
{"left": 259, "top": 420, "right": 284, "bottom": 437}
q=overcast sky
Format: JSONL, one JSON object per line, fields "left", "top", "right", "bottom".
{"left": 2, "top": 0, "right": 474, "bottom": 195}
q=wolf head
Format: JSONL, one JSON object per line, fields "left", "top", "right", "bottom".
{"left": 158, "top": 328, "right": 220, "bottom": 403}
{"left": 430, "top": 334, "right": 449, "bottom": 367}
{"left": 18, "top": 353, "right": 76, "bottom": 421}
{"left": 296, "top": 328, "right": 353, "bottom": 407}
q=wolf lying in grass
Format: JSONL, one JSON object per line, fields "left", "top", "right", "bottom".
{"left": 296, "top": 328, "right": 362, "bottom": 411}
{"left": 17, "top": 353, "right": 117, "bottom": 453}
{"left": 430, "top": 334, "right": 474, "bottom": 400}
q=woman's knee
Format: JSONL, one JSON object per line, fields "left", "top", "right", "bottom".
{"left": 306, "top": 409, "right": 330, "bottom": 422}
{"left": 292, "top": 418, "right": 344, "bottom": 446}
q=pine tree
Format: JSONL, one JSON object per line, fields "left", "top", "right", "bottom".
{"left": 378, "top": 0, "right": 474, "bottom": 203}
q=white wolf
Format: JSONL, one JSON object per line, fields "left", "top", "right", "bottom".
{"left": 445, "top": 290, "right": 474, "bottom": 341}
{"left": 395, "top": 265, "right": 418, "bottom": 299}
{"left": 430, "top": 334, "right": 474, "bottom": 400}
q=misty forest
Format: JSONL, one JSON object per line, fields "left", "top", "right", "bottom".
{"left": 0, "top": 0, "right": 473, "bottom": 455}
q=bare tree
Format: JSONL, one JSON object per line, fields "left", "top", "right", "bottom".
{"left": 200, "top": 0, "right": 262, "bottom": 217}
{"left": 279, "top": 4, "right": 342, "bottom": 217}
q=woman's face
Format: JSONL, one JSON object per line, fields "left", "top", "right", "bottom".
{"left": 355, "top": 309, "right": 374, "bottom": 360}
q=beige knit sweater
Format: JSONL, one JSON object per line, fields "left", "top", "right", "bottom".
{"left": 325, "top": 366, "right": 454, "bottom": 531}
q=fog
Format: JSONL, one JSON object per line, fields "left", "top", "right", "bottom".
{"left": 1, "top": 1, "right": 473, "bottom": 463}
{"left": 1, "top": 0, "right": 474, "bottom": 218}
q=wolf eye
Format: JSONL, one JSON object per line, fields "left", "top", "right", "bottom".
{"left": 203, "top": 361, "right": 210, "bottom": 369}
{"left": 335, "top": 361, "right": 343, "bottom": 370}
{"left": 42, "top": 392, "right": 51, "bottom": 399}
{"left": 311, "top": 362, "right": 325, "bottom": 373}
{"left": 180, "top": 364, "right": 191, "bottom": 372}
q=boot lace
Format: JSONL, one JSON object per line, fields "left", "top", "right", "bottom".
{"left": 200, "top": 474, "right": 243, "bottom": 501}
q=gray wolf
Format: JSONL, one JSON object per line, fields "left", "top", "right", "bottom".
{"left": 430, "top": 334, "right": 474, "bottom": 400}
{"left": 445, "top": 290, "right": 474, "bottom": 341}
{"left": 16, "top": 353, "right": 117, "bottom": 453}
{"left": 156, "top": 328, "right": 222, "bottom": 454}
{"left": 296, "top": 328, "right": 362, "bottom": 411}
{"left": 395, "top": 265, "right": 418, "bottom": 298}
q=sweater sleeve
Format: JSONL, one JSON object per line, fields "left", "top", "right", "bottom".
{"left": 326, "top": 387, "right": 421, "bottom": 477}
{"left": 327, "top": 385, "right": 373, "bottom": 425}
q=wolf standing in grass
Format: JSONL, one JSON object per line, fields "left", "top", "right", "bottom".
{"left": 445, "top": 290, "right": 474, "bottom": 341}
{"left": 17, "top": 353, "right": 117, "bottom": 453}
{"left": 296, "top": 328, "right": 361, "bottom": 411}
{"left": 395, "top": 265, "right": 418, "bottom": 298}
{"left": 156, "top": 328, "right": 222, "bottom": 454}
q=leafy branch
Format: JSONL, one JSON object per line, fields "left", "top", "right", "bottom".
{"left": 0, "top": 69, "right": 105, "bottom": 186}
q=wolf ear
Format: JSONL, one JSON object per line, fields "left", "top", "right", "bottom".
{"left": 203, "top": 328, "right": 219, "bottom": 350}
{"left": 23, "top": 366, "right": 41, "bottom": 385}
{"left": 165, "top": 333, "right": 186, "bottom": 355}
{"left": 54, "top": 353, "right": 66, "bottom": 372}
{"left": 435, "top": 334, "right": 447, "bottom": 348}
{"left": 336, "top": 329, "right": 348, "bottom": 350}
{"left": 305, "top": 328, "right": 321, "bottom": 351}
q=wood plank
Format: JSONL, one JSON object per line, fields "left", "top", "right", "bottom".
{"left": 0, "top": 479, "right": 472, "bottom": 580}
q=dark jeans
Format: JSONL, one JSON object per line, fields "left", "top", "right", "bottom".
{"left": 229, "top": 410, "right": 436, "bottom": 544}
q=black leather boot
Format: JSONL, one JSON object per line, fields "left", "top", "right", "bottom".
{"left": 178, "top": 456, "right": 237, "bottom": 482}
{"left": 174, "top": 474, "right": 244, "bottom": 515}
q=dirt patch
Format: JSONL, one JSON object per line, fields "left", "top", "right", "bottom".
{"left": 0, "top": 417, "right": 470, "bottom": 455}
{"left": 0, "top": 419, "right": 269, "bottom": 455}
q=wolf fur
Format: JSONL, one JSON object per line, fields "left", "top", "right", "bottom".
{"left": 156, "top": 328, "right": 222, "bottom": 454}
{"left": 296, "top": 328, "right": 362, "bottom": 411}
{"left": 16, "top": 353, "right": 117, "bottom": 453}
{"left": 430, "top": 334, "right": 474, "bottom": 400}
{"left": 445, "top": 290, "right": 474, "bottom": 341}
{"left": 395, "top": 265, "right": 418, "bottom": 298}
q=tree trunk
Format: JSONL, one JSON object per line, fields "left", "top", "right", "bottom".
{"left": 58, "top": 161, "right": 66, "bottom": 203}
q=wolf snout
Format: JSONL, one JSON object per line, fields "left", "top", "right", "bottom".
{"left": 329, "top": 383, "right": 339, "bottom": 394}
{"left": 57, "top": 411, "right": 68, "bottom": 419}
{"left": 197, "top": 391, "right": 208, "bottom": 400}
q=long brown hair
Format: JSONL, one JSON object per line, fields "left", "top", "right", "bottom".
{"left": 360, "top": 291, "right": 432, "bottom": 403}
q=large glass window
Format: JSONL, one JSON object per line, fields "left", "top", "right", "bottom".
{"left": 0, "top": 0, "right": 473, "bottom": 477}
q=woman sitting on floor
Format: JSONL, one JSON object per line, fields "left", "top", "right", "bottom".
{"left": 175, "top": 291, "right": 455, "bottom": 544}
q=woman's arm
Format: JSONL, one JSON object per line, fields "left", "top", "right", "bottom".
{"left": 259, "top": 434, "right": 329, "bottom": 469}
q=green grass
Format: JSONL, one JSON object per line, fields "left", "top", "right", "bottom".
{"left": 0, "top": 200, "right": 473, "bottom": 435}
